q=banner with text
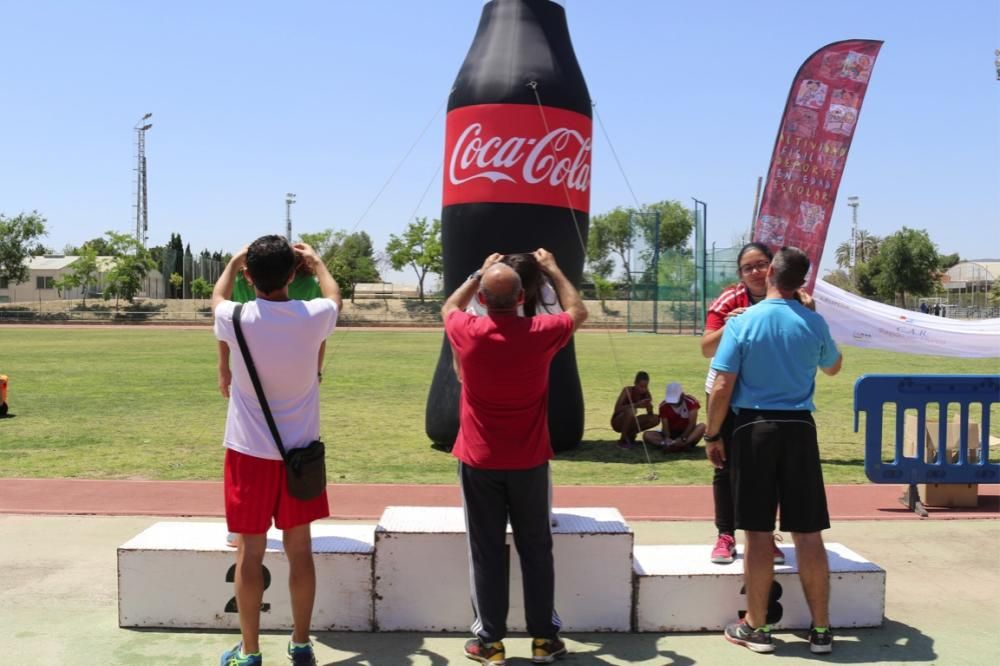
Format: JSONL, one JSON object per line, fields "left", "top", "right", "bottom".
{"left": 753, "top": 39, "right": 883, "bottom": 292}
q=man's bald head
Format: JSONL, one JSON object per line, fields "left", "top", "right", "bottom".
{"left": 479, "top": 262, "right": 523, "bottom": 311}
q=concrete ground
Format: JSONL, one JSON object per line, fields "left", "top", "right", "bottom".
{"left": 2, "top": 515, "right": 999, "bottom": 665}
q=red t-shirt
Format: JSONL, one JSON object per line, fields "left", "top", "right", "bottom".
{"left": 705, "top": 283, "right": 754, "bottom": 331}
{"left": 445, "top": 310, "right": 575, "bottom": 470}
{"left": 658, "top": 394, "right": 701, "bottom": 436}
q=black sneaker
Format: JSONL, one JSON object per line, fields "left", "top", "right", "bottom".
{"left": 724, "top": 621, "right": 775, "bottom": 653}
{"left": 809, "top": 626, "right": 833, "bottom": 654}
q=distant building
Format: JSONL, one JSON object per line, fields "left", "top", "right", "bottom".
{"left": 0, "top": 255, "right": 165, "bottom": 304}
{"left": 941, "top": 260, "right": 998, "bottom": 293}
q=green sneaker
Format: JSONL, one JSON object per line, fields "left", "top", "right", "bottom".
{"left": 220, "top": 643, "right": 262, "bottom": 666}
{"left": 287, "top": 640, "right": 317, "bottom": 665}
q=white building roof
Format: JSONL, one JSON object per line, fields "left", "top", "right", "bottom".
{"left": 25, "top": 255, "right": 120, "bottom": 271}
{"left": 945, "top": 261, "right": 999, "bottom": 283}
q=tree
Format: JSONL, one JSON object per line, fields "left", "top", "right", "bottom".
{"left": 821, "top": 268, "right": 856, "bottom": 293}
{"left": 587, "top": 207, "right": 635, "bottom": 288}
{"left": 386, "top": 217, "right": 443, "bottom": 301}
{"left": 190, "top": 277, "right": 212, "bottom": 303}
{"left": 102, "top": 231, "right": 156, "bottom": 309}
{"left": 161, "top": 233, "right": 184, "bottom": 298}
{"left": 52, "top": 272, "right": 80, "bottom": 299}
{"left": 869, "top": 227, "right": 941, "bottom": 307}
{"left": 61, "top": 247, "right": 101, "bottom": 306}
{"left": 641, "top": 200, "right": 696, "bottom": 253}
{"left": 0, "top": 211, "right": 48, "bottom": 287}
{"left": 300, "top": 229, "right": 380, "bottom": 301}
{"left": 183, "top": 244, "right": 193, "bottom": 299}
{"left": 169, "top": 273, "right": 184, "bottom": 298}
{"left": 587, "top": 201, "right": 694, "bottom": 290}
{"left": 938, "top": 252, "right": 961, "bottom": 271}
{"left": 834, "top": 229, "right": 881, "bottom": 269}
{"left": 328, "top": 231, "right": 380, "bottom": 302}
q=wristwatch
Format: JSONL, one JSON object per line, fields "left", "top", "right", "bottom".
{"left": 704, "top": 432, "right": 722, "bottom": 443}
{"left": 468, "top": 270, "right": 483, "bottom": 282}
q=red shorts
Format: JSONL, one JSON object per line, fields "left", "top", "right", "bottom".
{"left": 224, "top": 448, "right": 330, "bottom": 533}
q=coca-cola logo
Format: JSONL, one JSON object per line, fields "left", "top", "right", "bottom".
{"left": 442, "top": 104, "right": 593, "bottom": 213}
{"left": 449, "top": 123, "right": 592, "bottom": 192}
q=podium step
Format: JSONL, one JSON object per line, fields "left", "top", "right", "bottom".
{"left": 117, "top": 521, "right": 375, "bottom": 630}
{"left": 374, "top": 506, "right": 633, "bottom": 631}
{"left": 116, "top": 513, "right": 887, "bottom": 633}
{"left": 633, "top": 543, "right": 885, "bottom": 632}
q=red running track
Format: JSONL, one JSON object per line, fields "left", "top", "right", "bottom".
{"left": 1, "top": 478, "right": 997, "bottom": 521}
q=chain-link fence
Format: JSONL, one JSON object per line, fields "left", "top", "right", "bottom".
{"left": 624, "top": 207, "right": 743, "bottom": 334}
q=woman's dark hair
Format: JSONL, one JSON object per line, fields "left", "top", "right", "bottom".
{"left": 246, "top": 235, "right": 295, "bottom": 294}
{"left": 502, "top": 253, "right": 557, "bottom": 316}
{"left": 634, "top": 371, "right": 649, "bottom": 384}
{"left": 737, "top": 241, "right": 774, "bottom": 265}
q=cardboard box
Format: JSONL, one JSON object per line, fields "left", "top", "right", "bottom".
{"left": 902, "top": 415, "right": 980, "bottom": 507}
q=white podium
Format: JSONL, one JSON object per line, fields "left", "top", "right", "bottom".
{"left": 118, "top": 521, "right": 375, "bottom": 630}
{"left": 373, "top": 506, "right": 633, "bottom": 632}
{"left": 633, "top": 543, "right": 885, "bottom": 632}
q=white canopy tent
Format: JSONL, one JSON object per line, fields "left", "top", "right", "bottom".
{"left": 813, "top": 280, "right": 1000, "bottom": 359}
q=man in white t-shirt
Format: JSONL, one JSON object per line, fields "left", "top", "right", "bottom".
{"left": 212, "top": 235, "right": 340, "bottom": 666}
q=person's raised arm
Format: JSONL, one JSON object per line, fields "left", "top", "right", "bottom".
{"left": 293, "top": 243, "right": 341, "bottom": 312}
{"left": 534, "top": 248, "right": 587, "bottom": 332}
{"left": 212, "top": 246, "right": 248, "bottom": 314}
{"left": 441, "top": 253, "right": 504, "bottom": 319}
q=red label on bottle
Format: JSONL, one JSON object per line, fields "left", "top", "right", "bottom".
{"left": 443, "top": 104, "right": 592, "bottom": 212}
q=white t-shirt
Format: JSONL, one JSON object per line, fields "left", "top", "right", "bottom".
{"left": 214, "top": 298, "right": 338, "bottom": 460}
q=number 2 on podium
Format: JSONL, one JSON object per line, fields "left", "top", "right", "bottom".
{"left": 225, "top": 564, "right": 272, "bottom": 613}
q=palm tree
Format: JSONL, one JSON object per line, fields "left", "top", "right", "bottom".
{"left": 834, "top": 230, "right": 881, "bottom": 268}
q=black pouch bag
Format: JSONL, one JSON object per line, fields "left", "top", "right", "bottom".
{"left": 284, "top": 439, "right": 327, "bottom": 500}
{"left": 233, "top": 304, "right": 327, "bottom": 500}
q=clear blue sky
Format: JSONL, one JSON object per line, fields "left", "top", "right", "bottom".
{"left": 1, "top": 0, "right": 997, "bottom": 284}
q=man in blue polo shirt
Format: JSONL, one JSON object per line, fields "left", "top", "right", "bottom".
{"left": 704, "top": 246, "right": 842, "bottom": 656}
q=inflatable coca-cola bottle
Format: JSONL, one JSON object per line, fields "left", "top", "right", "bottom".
{"left": 425, "top": 0, "right": 592, "bottom": 452}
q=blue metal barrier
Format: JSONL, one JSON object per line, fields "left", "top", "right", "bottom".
{"left": 854, "top": 375, "right": 999, "bottom": 489}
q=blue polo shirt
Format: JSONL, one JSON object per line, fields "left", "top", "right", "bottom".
{"left": 711, "top": 298, "right": 840, "bottom": 412}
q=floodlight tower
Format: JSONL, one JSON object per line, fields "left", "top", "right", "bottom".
{"left": 847, "top": 196, "right": 860, "bottom": 269}
{"left": 285, "top": 193, "right": 296, "bottom": 241}
{"left": 134, "top": 113, "right": 153, "bottom": 247}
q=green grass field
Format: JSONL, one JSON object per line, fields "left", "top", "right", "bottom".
{"left": 1, "top": 326, "right": 997, "bottom": 485}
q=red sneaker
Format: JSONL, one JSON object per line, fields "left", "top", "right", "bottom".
{"left": 711, "top": 533, "right": 737, "bottom": 564}
{"left": 773, "top": 534, "right": 785, "bottom": 565}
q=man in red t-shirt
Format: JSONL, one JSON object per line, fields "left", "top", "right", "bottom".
{"left": 443, "top": 248, "right": 588, "bottom": 665}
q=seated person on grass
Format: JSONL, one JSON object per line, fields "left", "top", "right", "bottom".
{"left": 643, "top": 382, "right": 706, "bottom": 453}
{"left": 611, "top": 371, "right": 658, "bottom": 449}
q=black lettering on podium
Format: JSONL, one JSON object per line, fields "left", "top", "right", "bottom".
{"left": 225, "top": 564, "right": 272, "bottom": 613}
{"left": 737, "top": 581, "right": 783, "bottom": 625}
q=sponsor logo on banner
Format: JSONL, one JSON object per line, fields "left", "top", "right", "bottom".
{"left": 753, "top": 40, "right": 883, "bottom": 292}
{"left": 443, "top": 104, "right": 592, "bottom": 212}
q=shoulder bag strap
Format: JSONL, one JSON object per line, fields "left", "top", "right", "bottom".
{"left": 232, "top": 303, "right": 289, "bottom": 462}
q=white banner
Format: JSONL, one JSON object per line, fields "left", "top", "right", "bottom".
{"left": 813, "top": 280, "right": 1000, "bottom": 358}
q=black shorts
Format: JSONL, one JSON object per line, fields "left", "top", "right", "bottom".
{"left": 730, "top": 409, "right": 830, "bottom": 533}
